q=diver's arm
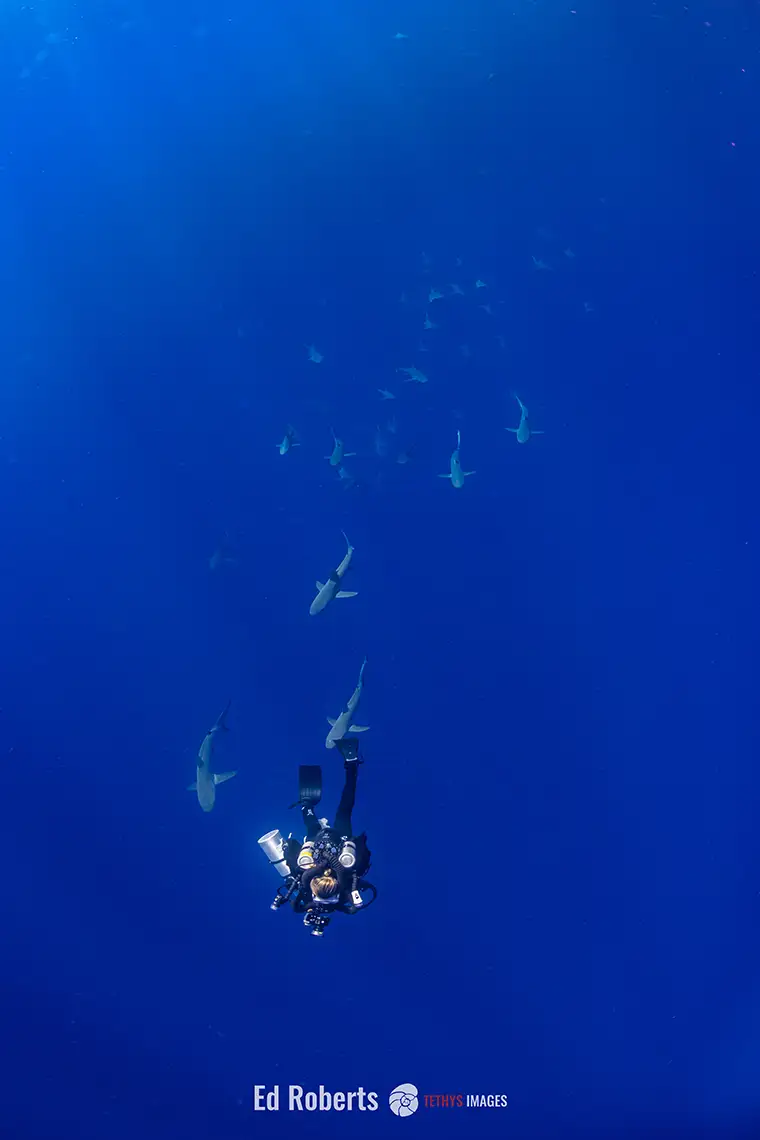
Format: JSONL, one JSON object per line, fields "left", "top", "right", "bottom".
{"left": 335, "top": 865, "right": 360, "bottom": 913}
{"left": 283, "top": 840, "right": 302, "bottom": 876}
{"left": 291, "top": 890, "right": 310, "bottom": 914}
{"left": 289, "top": 862, "right": 327, "bottom": 913}
{"left": 291, "top": 861, "right": 329, "bottom": 908}
{"left": 300, "top": 860, "right": 328, "bottom": 890}
{"left": 335, "top": 865, "right": 353, "bottom": 894}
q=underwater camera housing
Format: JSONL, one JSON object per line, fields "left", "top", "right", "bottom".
{"left": 303, "top": 906, "right": 332, "bottom": 937}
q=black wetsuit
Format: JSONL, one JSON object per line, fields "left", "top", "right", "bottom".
{"left": 290, "top": 762, "right": 364, "bottom": 915}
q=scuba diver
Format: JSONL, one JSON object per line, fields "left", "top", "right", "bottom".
{"left": 258, "top": 736, "right": 376, "bottom": 937}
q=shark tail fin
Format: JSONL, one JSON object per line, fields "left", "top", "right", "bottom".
{"left": 215, "top": 700, "right": 231, "bottom": 732}
{"left": 213, "top": 771, "right": 237, "bottom": 785}
{"left": 336, "top": 590, "right": 358, "bottom": 599}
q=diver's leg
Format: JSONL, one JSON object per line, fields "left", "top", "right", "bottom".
{"left": 301, "top": 805, "right": 322, "bottom": 840}
{"left": 333, "top": 762, "right": 358, "bottom": 836}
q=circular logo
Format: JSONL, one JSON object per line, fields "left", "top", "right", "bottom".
{"left": 389, "top": 1083, "right": 419, "bottom": 1117}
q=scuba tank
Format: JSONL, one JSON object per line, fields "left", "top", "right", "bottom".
{"left": 338, "top": 839, "right": 357, "bottom": 869}
{"left": 297, "top": 840, "right": 317, "bottom": 869}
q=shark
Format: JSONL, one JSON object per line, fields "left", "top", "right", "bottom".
{"left": 209, "top": 547, "right": 237, "bottom": 571}
{"left": 326, "top": 657, "right": 369, "bottom": 748}
{"left": 506, "top": 393, "right": 544, "bottom": 443}
{"left": 439, "top": 430, "right": 474, "bottom": 489}
{"left": 374, "top": 424, "right": 390, "bottom": 458}
{"left": 188, "top": 701, "right": 236, "bottom": 812}
{"left": 277, "top": 425, "right": 300, "bottom": 455}
{"left": 310, "top": 532, "right": 359, "bottom": 615}
{"left": 325, "top": 429, "right": 356, "bottom": 468}
{"left": 399, "top": 366, "right": 429, "bottom": 384}
{"left": 336, "top": 465, "right": 357, "bottom": 489}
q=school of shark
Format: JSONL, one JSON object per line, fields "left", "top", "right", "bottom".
{"left": 194, "top": 266, "right": 554, "bottom": 813}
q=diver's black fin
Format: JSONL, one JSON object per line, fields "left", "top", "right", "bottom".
{"left": 298, "top": 764, "right": 322, "bottom": 807}
{"left": 335, "top": 737, "right": 362, "bottom": 763}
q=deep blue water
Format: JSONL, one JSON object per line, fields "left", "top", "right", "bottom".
{"left": 1, "top": 1, "right": 758, "bottom": 1137}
